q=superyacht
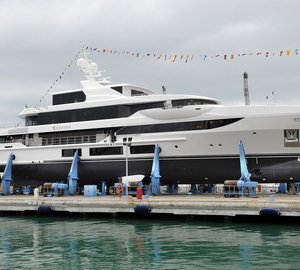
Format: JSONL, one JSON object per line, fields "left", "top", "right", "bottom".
{"left": 0, "top": 50, "right": 300, "bottom": 186}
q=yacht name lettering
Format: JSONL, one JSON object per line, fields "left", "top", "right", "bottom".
{"left": 52, "top": 125, "right": 71, "bottom": 130}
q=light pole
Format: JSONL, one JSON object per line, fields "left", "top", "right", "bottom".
{"left": 123, "top": 137, "right": 132, "bottom": 196}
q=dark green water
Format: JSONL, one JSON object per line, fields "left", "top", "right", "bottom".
{"left": 0, "top": 215, "right": 300, "bottom": 270}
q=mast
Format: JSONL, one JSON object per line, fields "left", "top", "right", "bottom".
{"left": 243, "top": 72, "right": 250, "bottom": 106}
{"left": 77, "top": 45, "right": 112, "bottom": 85}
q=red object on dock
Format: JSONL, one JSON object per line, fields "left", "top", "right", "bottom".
{"left": 258, "top": 184, "right": 262, "bottom": 192}
{"left": 137, "top": 187, "right": 143, "bottom": 200}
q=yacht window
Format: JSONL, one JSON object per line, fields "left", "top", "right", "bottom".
{"left": 90, "top": 147, "right": 123, "bottom": 156}
{"left": 53, "top": 138, "right": 59, "bottom": 145}
{"left": 25, "top": 116, "right": 38, "bottom": 126}
{"left": 130, "top": 145, "right": 155, "bottom": 154}
{"left": 172, "top": 99, "right": 217, "bottom": 107}
{"left": 195, "top": 122, "right": 206, "bottom": 129}
{"left": 131, "top": 90, "right": 147, "bottom": 96}
{"left": 117, "top": 118, "right": 243, "bottom": 135}
{"left": 68, "top": 137, "right": 75, "bottom": 144}
{"left": 62, "top": 149, "right": 82, "bottom": 157}
{"left": 38, "top": 102, "right": 165, "bottom": 125}
{"left": 208, "top": 120, "right": 224, "bottom": 129}
{"left": 111, "top": 86, "right": 123, "bottom": 94}
{"left": 53, "top": 91, "right": 86, "bottom": 105}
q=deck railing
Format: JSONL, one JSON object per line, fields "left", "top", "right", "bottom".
{"left": 42, "top": 135, "right": 97, "bottom": 146}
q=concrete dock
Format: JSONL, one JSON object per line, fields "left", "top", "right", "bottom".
{"left": 0, "top": 194, "right": 300, "bottom": 218}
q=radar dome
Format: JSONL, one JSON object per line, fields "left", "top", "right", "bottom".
{"left": 90, "top": 62, "right": 98, "bottom": 72}
{"left": 77, "top": 58, "right": 88, "bottom": 68}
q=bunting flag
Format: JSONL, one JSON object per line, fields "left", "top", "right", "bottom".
{"left": 35, "top": 49, "right": 81, "bottom": 108}
{"left": 34, "top": 45, "right": 299, "bottom": 107}
{"left": 86, "top": 46, "right": 299, "bottom": 63}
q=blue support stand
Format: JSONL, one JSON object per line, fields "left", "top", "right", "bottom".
{"left": 150, "top": 145, "right": 161, "bottom": 196}
{"left": 237, "top": 140, "right": 258, "bottom": 197}
{"left": 295, "top": 182, "right": 300, "bottom": 193}
{"left": 68, "top": 150, "right": 80, "bottom": 195}
{"left": 1, "top": 153, "right": 15, "bottom": 195}
{"left": 101, "top": 181, "right": 106, "bottom": 196}
{"left": 278, "top": 183, "right": 288, "bottom": 193}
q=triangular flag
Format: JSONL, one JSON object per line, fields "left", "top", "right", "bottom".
{"left": 185, "top": 55, "right": 189, "bottom": 63}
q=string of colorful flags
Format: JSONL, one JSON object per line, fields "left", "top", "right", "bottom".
{"left": 35, "top": 45, "right": 299, "bottom": 107}
{"left": 35, "top": 49, "right": 81, "bottom": 107}
{"left": 87, "top": 46, "right": 299, "bottom": 63}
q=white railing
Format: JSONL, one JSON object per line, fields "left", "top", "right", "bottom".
{"left": 42, "top": 135, "right": 97, "bottom": 146}
{"left": 0, "top": 122, "right": 24, "bottom": 129}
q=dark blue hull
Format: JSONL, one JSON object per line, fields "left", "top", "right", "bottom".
{"left": 2, "top": 155, "right": 300, "bottom": 187}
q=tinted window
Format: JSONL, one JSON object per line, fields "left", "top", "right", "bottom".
{"left": 53, "top": 91, "right": 86, "bottom": 105}
{"left": 172, "top": 99, "right": 217, "bottom": 107}
{"left": 111, "top": 86, "right": 123, "bottom": 94}
{"left": 130, "top": 145, "right": 155, "bottom": 154}
{"left": 62, "top": 149, "right": 82, "bottom": 157}
{"left": 132, "top": 90, "right": 147, "bottom": 96}
{"left": 37, "top": 102, "right": 165, "bottom": 125}
{"left": 90, "top": 147, "right": 123, "bottom": 156}
{"left": 118, "top": 118, "right": 242, "bottom": 135}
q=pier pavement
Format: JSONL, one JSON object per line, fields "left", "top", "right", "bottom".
{"left": 0, "top": 194, "right": 300, "bottom": 217}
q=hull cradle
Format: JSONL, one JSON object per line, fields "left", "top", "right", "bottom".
{"left": 1, "top": 155, "right": 300, "bottom": 186}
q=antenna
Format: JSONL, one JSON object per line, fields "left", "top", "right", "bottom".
{"left": 243, "top": 72, "right": 250, "bottom": 106}
{"left": 162, "top": 85, "right": 166, "bottom": 95}
{"left": 77, "top": 45, "right": 112, "bottom": 85}
{"left": 266, "top": 91, "right": 277, "bottom": 105}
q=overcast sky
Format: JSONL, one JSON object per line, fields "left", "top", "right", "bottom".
{"left": 0, "top": 0, "right": 299, "bottom": 123}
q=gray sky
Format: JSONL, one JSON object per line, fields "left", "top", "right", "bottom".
{"left": 0, "top": 0, "right": 299, "bottom": 123}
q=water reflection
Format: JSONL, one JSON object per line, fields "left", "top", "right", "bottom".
{"left": 0, "top": 216, "right": 300, "bottom": 269}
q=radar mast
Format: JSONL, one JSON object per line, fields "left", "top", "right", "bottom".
{"left": 77, "top": 45, "right": 112, "bottom": 85}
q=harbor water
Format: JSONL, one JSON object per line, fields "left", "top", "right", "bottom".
{"left": 0, "top": 215, "right": 300, "bottom": 269}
